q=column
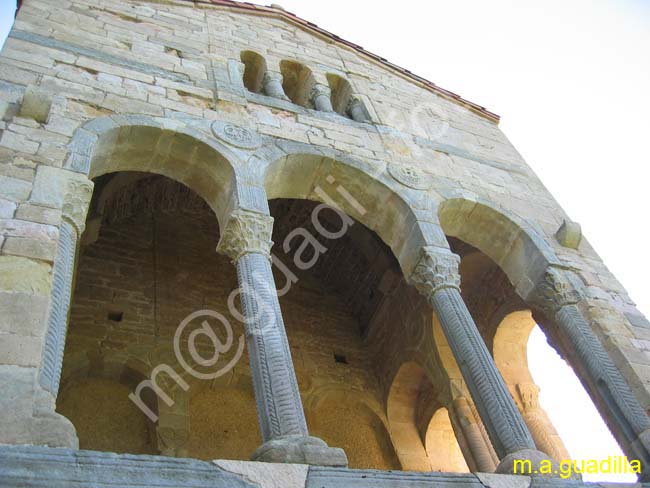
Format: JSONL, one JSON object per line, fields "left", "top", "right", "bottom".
{"left": 347, "top": 97, "right": 370, "bottom": 123}
{"left": 216, "top": 208, "right": 347, "bottom": 466}
{"left": 514, "top": 382, "right": 570, "bottom": 462}
{"left": 262, "top": 71, "right": 290, "bottom": 101}
{"left": 409, "top": 247, "right": 554, "bottom": 472}
{"left": 450, "top": 395, "right": 498, "bottom": 472}
{"left": 531, "top": 266, "right": 650, "bottom": 478}
{"left": 310, "top": 84, "right": 334, "bottom": 112}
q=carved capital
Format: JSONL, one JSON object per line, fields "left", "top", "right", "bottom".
{"left": 263, "top": 71, "right": 283, "bottom": 85}
{"left": 310, "top": 83, "right": 331, "bottom": 101}
{"left": 217, "top": 209, "right": 274, "bottom": 262}
{"left": 516, "top": 383, "right": 540, "bottom": 412}
{"left": 408, "top": 247, "right": 461, "bottom": 298}
{"left": 530, "top": 266, "right": 582, "bottom": 316}
{"left": 62, "top": 178, "right": 93, "bottom": 234}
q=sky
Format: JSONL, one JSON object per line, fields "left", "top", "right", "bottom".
{"left": 1, "top": 0, "right": 649, "bottom": 482}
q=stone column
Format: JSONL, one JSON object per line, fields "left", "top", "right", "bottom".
{"left": 262, "top": 72, "right": 289, "bottom": 101}
{"left": 310, "top": 84, "right": 334, "bottom": 112}
{"left": 409, "top": 247, "right": 554, "bottom": 472}
{"left": 450, "top": 395, "right": 498, "bottom": 472}
{"left": 217, "top": 208, "right": 347, "bottom": 466}
{"left": 0, "top": 177, "right": 92, "bottom": 448}
{"left": 531, "top": 266, "right": 650, "bottom": 478}
{"left": 514, "top": 382, "right": 570, "bottom": 462}
{"left": 347, "top": 97, "right": 370, "bottom": 123}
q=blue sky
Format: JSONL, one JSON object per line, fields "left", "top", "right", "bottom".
{"left": 1, "top": 0, "right": 649, "bottom": 482}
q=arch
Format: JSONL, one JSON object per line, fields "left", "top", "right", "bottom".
{"left": 280, "top": 60, "right": 314, "bottom": 106}
{"left": 57, "top": 351, "right": 158, "bottom": 455}
{"left": 326, "top": 73, "right": 353, "bottom": 116}
{"left": 425, "top": 407, "right": 469, "bottom": 472}
{"left": 264, "top": 151, "right": 436, "bottom": 276}
{"left": 240, "top": 50, "right": 267, "bottom": 93}
{"left": 493, "top": 310, "right": 571, "bottom": 461}
{"left": 493, "top": 310, "right": 536, "bottom": 387}
{"left": 65, "top": 115, "right": 241, "bottom": 226}
{"left": 306, "top": 388, "right": 399, "bottom": 470}
{"left": 438, "top": 197, "right": 560, "bottom": 299}
{"left": 387, "top": 361, "right": 434, "bottom": 471}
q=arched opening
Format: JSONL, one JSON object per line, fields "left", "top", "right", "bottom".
{"left": 240, "top": 50, "right": 266, "bottom": 94}
{"left": 307, "top": 390, "right": 399, "bottom": 470}
{"left": 326, "top": 73, "right": 353, "bottom": 116}
{"left": 57, "top": 371, "right": 156, "bottom": 455}
{"left": 493, "top": 310, "right": 570, "bottom": 461}
{"left": 280, "top": 60, "right": 314, "bottom": 107}
{"left": 58, "top": 172, "right": 253, "bottom": 459}
{"left": 425, "top": 407, "right": 468, "bottom": 472}
{"left": 263, "top": 154, "right": 449, "bottom": 469}
{"left": 438, "top": 198, "right": 630, "bottom": 472}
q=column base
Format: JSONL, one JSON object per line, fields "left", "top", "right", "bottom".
{"left": 0, "top": 365, "right": 78, "bottom": 448}
{"left": 496, "top": 449, "right": 566, "bottom": 477}
{"left": 251, "top": 435, "right": 348, "bottom": 467}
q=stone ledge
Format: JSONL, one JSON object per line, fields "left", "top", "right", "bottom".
{"left": 0, "top": 446, "right": 256, "bottom": 488}
{"left": 0, "top": 446, "right": 647, "bottom": 488}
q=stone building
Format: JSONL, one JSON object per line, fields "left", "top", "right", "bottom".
{"left": 0, "top": 1, "right": 649, "bottom": 487}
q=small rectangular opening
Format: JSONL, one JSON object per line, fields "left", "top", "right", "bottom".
{"left": 107, "top": 311, "right": 123, "bottom": 322}
{"left": 334, "top": 353, "right": 348, "bottom": 364}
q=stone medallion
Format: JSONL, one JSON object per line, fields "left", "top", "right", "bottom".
{"left": 387, "top": 164, "right": 432, "bottom": 190}
{"left": 211, "top": 121, "right": 262, "bottom": 149}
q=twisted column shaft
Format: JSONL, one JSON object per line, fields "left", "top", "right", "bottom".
{"left": 532, "top": 267, "right": 650, "bottom": 476}
{"left": 217, "top": 209, "right": 307, "bottom": 441}
{"left": 409, "top": 247, "right": 539, "bottom": 461}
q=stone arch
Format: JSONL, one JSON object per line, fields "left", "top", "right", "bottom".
{"left": 425, "top": 407, "right": 469, "bottom": 472}
{"left": 264, "top": 151, "right": 439, "bottom": 277}
{"left": 387, "top": 361, "right": 435, "bottom": 471}
{"left": 240, "top": 50, "right": 267, "bottom": 94}
{"left": 326, "top": 73, "right": 353, "bottom": 116}
{"left": 57, "top": 351, "right": 158, "bottom": 455}
{"left": 41, "top": 116, "right": 243, "bottom": 403}
{"left": 305, "top": 387, "right": 399, "bottom": 470}
{"left": 438, "top": 197, "right": 560, "bottom": 299}
{"left": 65, "top": 115, "right": 241, "bottom": 226}
{"left": 279, "top": 60, "right": 315, "bottom": 107}
{"left": 493, "top": 310, "right": 570, "bottom": 461}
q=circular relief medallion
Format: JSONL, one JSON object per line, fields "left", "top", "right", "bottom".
{"left": 211, "top": 121, "right": 262, "bottom": 150}
{"left": 388, "top": 164, "right": 432, "bottom": 190}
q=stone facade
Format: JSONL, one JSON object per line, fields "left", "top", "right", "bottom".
{"left": 1, "top": 0, "right": 650, "bottom": 486}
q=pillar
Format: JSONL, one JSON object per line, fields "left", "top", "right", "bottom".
{"left": 347, "top": 97, "right": 370, "bottom": 122}
{"left": 531, "top": 266, "right": 650, "bottom": 479}
{"left": 262, "top": 71, "right": 289, "bottom": 101}
{"left": 409, "top": 247, "right": 555, "bottom": 473}
{"left": 450, "top": 395, "right": 498, "bottom": 472}
{"left": 514, "top": 382, "right": 570, "bottom": 462}
{"left": 310, "top": 84, "right": 334, "bottom": 112}
{"left": 216, "top": 208, "right": 347, "bottom": 466}
{"left": 0, "top": 176, "right": 93, "bottom": 448}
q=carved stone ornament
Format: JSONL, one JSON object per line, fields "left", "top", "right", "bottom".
{"left": 530, "top": 266, "right": 583, "bottom": 316}
{"left": 388, "top": 164, "right": 432, "bottom": 190}
{"left": 216, "top": 208, "right": 274, "bottom": 262}
{"left": 211, "top": 121, "right": 262, "bottom": 150}
{"left": 408, "top": 247, "right": 461, "bottom": 297}
{"left": 62, "top": 178, "right": 94, "bottom": 234}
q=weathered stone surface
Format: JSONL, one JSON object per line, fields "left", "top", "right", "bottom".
{"left": 215, "top": 459, "right": 309, "bottom": 488}
{"left": 0, "top": 255, "right": 51, "bottom": 294}
{"left": 306, "top": 467, "right": 485, "bottom": 488}
{"left": 0, "top": 446, "right": 257, "bottom": 487}
{"left": 19, "top": 85, "right": 52, "bottom": 123}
